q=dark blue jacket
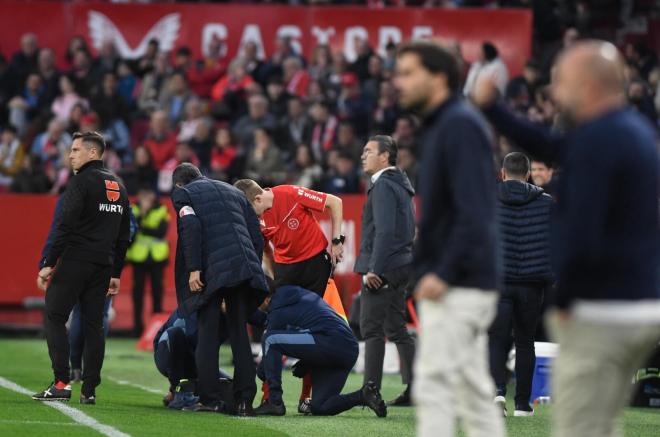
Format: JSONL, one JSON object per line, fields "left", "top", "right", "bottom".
{"left": 152, "top": 309, "right": 198, "bottom": 353}
{"left": 172, "top": 177, "right": 268, "bottom": 315}
{"left": 416, "top": 95, "right": 499, "bottom": 290}
{"left": 497, "top": 180, "right": 553, "bottom": 284}
{"left": 267, "top": 286, "right": 357, "bottom": 352}
{"left": 355, "top": 169, "right": 416, "bottom": 276}
{"left": 485, "top": 104, "right": 660, "bottom": 308}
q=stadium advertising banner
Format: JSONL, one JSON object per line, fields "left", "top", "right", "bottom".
{"left": 0, "top": 2, "right": 532, "bottom": 75}
{"left": 0, "top": 194, "right": 367, "bottom": 329}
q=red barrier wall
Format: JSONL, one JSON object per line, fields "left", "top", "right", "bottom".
{"left": 0, "top": 193, "right": 366, "bottom": 330}
{"left": 0, "top": 2, "right": 532, "bottom": 76}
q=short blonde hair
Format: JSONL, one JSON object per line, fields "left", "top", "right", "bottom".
{"left": 234, "top": 179, "right": 263, "bottom": 203}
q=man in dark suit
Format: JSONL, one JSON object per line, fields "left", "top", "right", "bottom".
{"left": 171, "top": 163, "right": 268, "bottom": 416}
{"left": 354, "top": 135, "right": 416, "bottom": 406}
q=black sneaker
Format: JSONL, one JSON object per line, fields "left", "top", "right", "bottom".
{"left": 80, "top": 394, "right": 96, "bottom": 405}
{"left": 70, "top": 369, "right": 82, "bottom": 383}
{"left": 387, "top": 391, "right": 412, "bottom": 407}
{"left": 514, "top": 404, "right": 534, "bottom": 417}
{"left": 298, "top": 398, "right": 312, "bottom": 415}
{"left": 362, "top": 381, "right": 387, "bottom": 418}
{"left": 236, "top": 400, "right": 256, "bottom": 417}
{"left": 254, "top": 400, "right": 286, "bottom": 416}
{"left": 32, "top": 382, "right": 71, "bottom": 402}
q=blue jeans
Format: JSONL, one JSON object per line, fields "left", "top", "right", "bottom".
{"left": 69, "top": 297, "right": 112, "bottom": 370}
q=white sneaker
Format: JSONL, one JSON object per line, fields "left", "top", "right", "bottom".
{"left": 513, "top": 407, "right": 534, "bottom": 417}
{"left": 494, "top": 396, "right": 507, "bottom": 417}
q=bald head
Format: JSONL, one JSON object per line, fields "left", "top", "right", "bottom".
{"left": 552, "top": 40, "right": 627, "bottom": 125}
{"left": 559, "top": 41, "right": 625, "bottom": 94}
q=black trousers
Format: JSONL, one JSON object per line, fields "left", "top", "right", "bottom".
{"left": 132, "top": 262, "right": 165, "bottom": 334}
{"left": 488, "top": 283, "right": 544, "bottom": 407}
{"left": 273, "top": 250, "right": 332, "bottom": 297}
{"left": 154, "top": 327, "right": 197, "bottom": 392}
{"left": 260, "top": 330, "right": 362, "bottom": 416}
{"left": 359, "top": 264, "right": 415, "bottom": 389}
{"left": 45, "top": 259, "right": 111, "bottom": 396}
{"left": 196, "top": 282, "right": 257, "bottom": 406}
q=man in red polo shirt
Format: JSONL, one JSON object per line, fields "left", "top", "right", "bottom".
{"left": 234, "top": 179, "right": 344, "bottom": 296}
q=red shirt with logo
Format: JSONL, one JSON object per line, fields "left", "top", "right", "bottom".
{"left": 261, "top": 185, "right": 328, "bottom": 264}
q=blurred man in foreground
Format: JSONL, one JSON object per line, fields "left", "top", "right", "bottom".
{"left": 473, "top": 40, "right": 660, "bottom": 437}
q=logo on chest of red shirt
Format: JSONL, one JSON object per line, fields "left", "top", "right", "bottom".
{"left": 287, "top": 218, "right": 300, "bottom": 230}
{"left": 105, "top": 180, "right": 121, "bottom": 202}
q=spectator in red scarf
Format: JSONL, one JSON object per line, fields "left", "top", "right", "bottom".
{"left": 309, "top": 99, "right": 337, "bottom": 166}
{"left": 283, "top": 57, "right": 310, "bottom": 98}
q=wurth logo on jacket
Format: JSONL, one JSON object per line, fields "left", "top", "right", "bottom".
{"left": 105, "top": 180, "right": 121, "bottom": 202}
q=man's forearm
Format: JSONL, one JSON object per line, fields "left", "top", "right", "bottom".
{"left": 263, "top": 246, "right": 275, "bottom": 278}
{"left": 326, "top": 195, "right": 343, "bottom": 239}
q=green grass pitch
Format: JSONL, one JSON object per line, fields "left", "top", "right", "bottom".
{"left": 0, "top": 338, "right": 658, "bottom": 436}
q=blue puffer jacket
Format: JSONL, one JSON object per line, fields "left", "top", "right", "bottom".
{"left": 497, "top": 180, "right": 554, "bottom": 284}
{"left": 267, "top": 285, "right": 357, "bottom": 351}
{"left": 173, "top": 177, "right": 268, "bottom": 315}
{"left": 152, "top": 309, "right": 198, "bottom": 353}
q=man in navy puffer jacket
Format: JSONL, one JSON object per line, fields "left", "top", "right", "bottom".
{"left": 488, "top": 152, "right": 553, "bottom": 417}
{"left": 171, "top": 163, "right": 268, "bottom": 416}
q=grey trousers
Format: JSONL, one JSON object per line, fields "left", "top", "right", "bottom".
{"left": 359, "top": 265, "right": 416, "bottom": 389}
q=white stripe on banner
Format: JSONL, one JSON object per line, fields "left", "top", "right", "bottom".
{"left": 0, "top": 376, "right": 131, "bottom": 437}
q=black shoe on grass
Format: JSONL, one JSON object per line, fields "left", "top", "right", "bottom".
{"left": 80, "top": 394, "right": 96, "bottom": 405}
{"left": 255, "top": 400, "right": 286, "bottom": 416}
{"left": 32, "top": 382, "right": 71, "bottom": 402}
{"left": 362, "top": 381, "right": 387, "bottom": 418}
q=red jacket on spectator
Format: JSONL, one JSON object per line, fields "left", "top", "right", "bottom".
{"left": 186, "top": 60, "right": 226, "bottom": 100}
{"left": 211, "top": 74, "right": 254, "bottom": 102}
{"left": 211, "top": 145, "right": 237, "bottom": 172}
{"left": 144, "top": 132, "right": 177, "bottom": 170}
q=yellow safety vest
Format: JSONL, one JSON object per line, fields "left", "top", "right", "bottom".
{"left": 125, "top": 204, "right": 170, "bottom": 263}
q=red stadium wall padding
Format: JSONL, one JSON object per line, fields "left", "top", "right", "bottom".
{"left": 0, "top": 2, "right": 532, "bottom": 76}
{"left": 0, "top": 193, "right": 369, "bottom": 330}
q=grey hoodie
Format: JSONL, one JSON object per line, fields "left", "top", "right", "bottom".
{"left": 354, "top": 169, "right": 416, "bottom": 276}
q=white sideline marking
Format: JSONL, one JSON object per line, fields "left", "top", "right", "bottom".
{"left": 0, "top": 419, "right": 83, "bottom": 426}
{"left": 108, "top": 377, "right": 163, "bottom": 395}
{"left": 0, "top": 376, "right": 131, "bottom": 437}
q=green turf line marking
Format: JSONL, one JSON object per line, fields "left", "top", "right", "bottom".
{"left": 0, "top": 376, "right": 132, "bottom": 437}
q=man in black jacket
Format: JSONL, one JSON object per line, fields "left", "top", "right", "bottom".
{"left": 395, "top": 41, "right": 504, "bottom": 437}
{"left": 171, "top": 163, "right": 268, "bottom": 416}
{"left": 354, "top": 135, "right": 416, "bottom": 407}
{"left": 489, "top": 152, "right": 553, "bottom": 417}
{"left": 33, "top": 131, "right": 130, "bottom": 405}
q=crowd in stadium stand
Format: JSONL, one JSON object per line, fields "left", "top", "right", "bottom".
{"left": 0, "top": 1, "right": 657, "bottom": 196}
